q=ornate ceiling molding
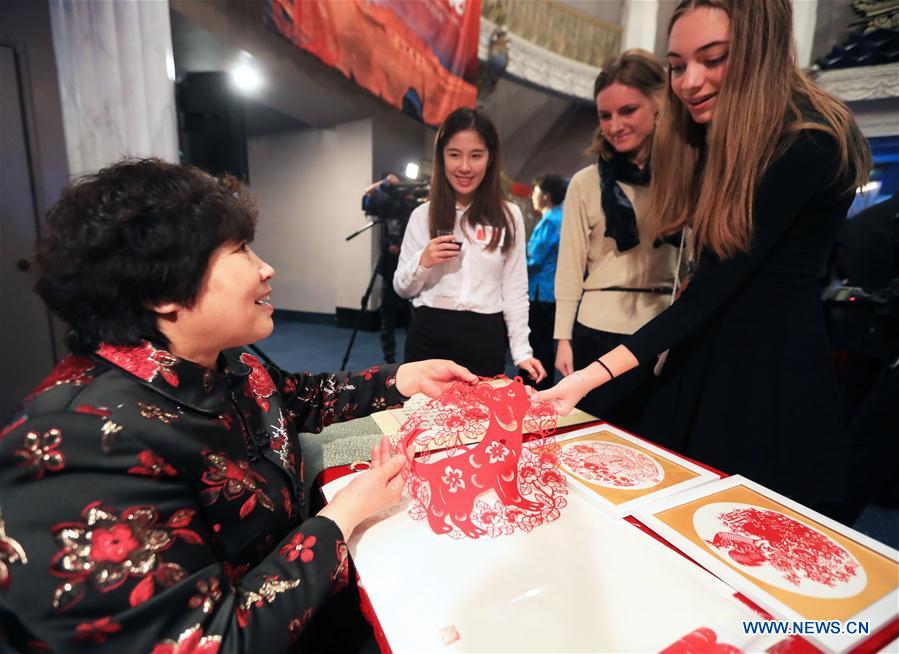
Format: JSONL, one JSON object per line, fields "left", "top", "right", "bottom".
{"left": 813, "top": 62, "right": 899, "bottom": 101}
{"left": 479, "top": 17, "right": 600, "bottom": 102}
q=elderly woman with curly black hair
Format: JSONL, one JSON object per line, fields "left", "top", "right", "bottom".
{"left": 0, "top": 159, "right": 476, "bottom": 653}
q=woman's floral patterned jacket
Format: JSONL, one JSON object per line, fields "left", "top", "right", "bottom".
{"left": 0, "top": 342, "right": 405, "bottom": 652}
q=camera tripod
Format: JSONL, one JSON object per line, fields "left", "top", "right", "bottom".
{"left": 340, "top": 219, "right": 387, "bottom": 370}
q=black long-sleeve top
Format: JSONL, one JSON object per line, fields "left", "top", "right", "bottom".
{"left": 625, "top": 129, "right": 851, "bottom": 363}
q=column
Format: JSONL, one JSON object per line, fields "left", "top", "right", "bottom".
{"left": 791, "top": 0, "right": 818, "bottom": 69}
{"left": 48, "top": 0, "right": 178, "bottom": 176}
{"left": 621, "top": 0, "right": 659, "bottom": 54}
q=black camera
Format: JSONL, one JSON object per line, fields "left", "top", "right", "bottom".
{"left": 825, "top": 279, "right": 899, "bottom": 319}
{"left": 361, "top": 181, "right": 429, "bottom": 219}
{"left": 825, "top": 279, "right": 899, "bottom": 359}
{"left": 362, "top": 181, "right": 429, "bottom": 248}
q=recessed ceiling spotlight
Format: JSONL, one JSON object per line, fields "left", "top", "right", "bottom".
{"left": 231, "top": 58, "right": 262, "bottom": 94}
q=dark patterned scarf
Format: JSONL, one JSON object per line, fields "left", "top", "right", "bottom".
{"left": 598, "top": 153, "right": 651, "bottom": 252}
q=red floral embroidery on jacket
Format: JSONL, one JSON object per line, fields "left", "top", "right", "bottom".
{"left": 361, "top": 365, "right": 380, "bottom": 381}
{"left": 222, "top": 561, "right": 249, "bottom": 584}
{"left": 74, "top": 405, "right": 111, "bottom": 418}
{"left": 199, "top": 452, "right": 275, "bottom": 517}
{"left": 49, "top": 503, "right": 200, "bottom": 612}
{"left": 281, "top": 487, "right": 292, "bottom": 515}
{"left": 236, "top": 575, "right": 301, "bottom": 628}
{"left": 27, "top": 355, "right": 95, "bottom": 398}
{"left": 14, "top": 428, "right": 65, "bottom": 480}
{"left": 320, "top": 397, "right": 357, "bottom": 428}
{"left": 128, "top": 450, "right": 178, "bottom": 478}
{"left": 188, "top": 577, "right": 222, "bottom": 614}
{"left": 150, "top": 624, "right": 221, "bottom": 654}
{"left": 239, "top": 353, "right": 276, "bottom": 412}
{"left": 73, "top": 616, "right": 122, "bottom": 644}
{"left": 214, "top": 412, "right": 234, "bottom": 431}
{"left": 288, "top": 608, "right": 314, "bottom": 642}
{"left": 279, "top": 532, "right": 316, "bottom": 563}
{"left": 96, "top": 342, "right": 180, "bottom": 387}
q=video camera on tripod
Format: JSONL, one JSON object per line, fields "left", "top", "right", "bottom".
{"left": 361, "top": 180, "right": 429, "bottom": 248}
{"left": 339, "top": 178, "right": 429, "bottom": 369}
{"left": 362, "top": 180, "right": 429, "bottom": 217}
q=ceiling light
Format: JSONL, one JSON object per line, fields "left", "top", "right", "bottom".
{"left": 231, "top": 62, "right": 262, "bottom": 94}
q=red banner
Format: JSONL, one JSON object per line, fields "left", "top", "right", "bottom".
{"left": 269, "top": 0, "right": 480, "bottom": 126}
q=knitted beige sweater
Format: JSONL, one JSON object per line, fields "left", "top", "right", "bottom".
{"left": 554, "top": 163, "right": 677, "bottom": 339}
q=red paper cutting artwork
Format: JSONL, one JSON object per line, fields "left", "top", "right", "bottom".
{"left": 394, "top": 378, "right": 565, "bottom": 539}
{"left": 693, "top": 503, "right": 866, "bottom": 598}
{"left": 559, "top": 441, "right": 664, "bottom": 489}
{"left": 660, "top": 627, "right": 742, "bottom": 654}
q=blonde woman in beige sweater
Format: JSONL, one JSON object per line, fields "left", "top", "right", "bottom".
{"left": 554, "top": 50, "right": 676, "bottom": 431}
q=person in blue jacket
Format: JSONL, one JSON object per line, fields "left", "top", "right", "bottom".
{"left": 521, "top": 174, "right": 567, "bottom": 389}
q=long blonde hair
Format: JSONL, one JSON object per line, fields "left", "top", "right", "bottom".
{"left": 589, "top": 49, "right": 666, "bottom": 159}
{"left": 648, "top": 0, "right": 871, "bottom": 260}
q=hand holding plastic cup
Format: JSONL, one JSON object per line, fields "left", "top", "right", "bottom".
{"left": 436, "top": 230, "right": 463, "bottom": 249}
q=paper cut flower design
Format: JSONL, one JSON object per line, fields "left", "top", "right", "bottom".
{"left": 472, "top": 500, "right": 514, "bottom": 538}
{"left": 485, "top": 440, "right": 510, "bottom": 463}
{"left": 559, "top": 440, "right": 663, "bottom": 489}
{"left": 660, "top": 627, "right": 741, "bottom": 654}
{"left": 441, "top": 465, "right": 466, "bottom": 493}
{"left": 395, "top": 378, "right": 565, "bottom": 539}
{"left": 434, "top": 412, "right": 470, "bottom": 438}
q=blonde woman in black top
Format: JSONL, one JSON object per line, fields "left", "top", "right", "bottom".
{"left": 539, "top": 0, "right": 871, "bottom": 520}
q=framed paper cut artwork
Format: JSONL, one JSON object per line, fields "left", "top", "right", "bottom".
{"left": 636, "top": 476, "right": 899, "bottom": 653}
{"left": 550, "top": 424, "right": 720, "bottom": 518}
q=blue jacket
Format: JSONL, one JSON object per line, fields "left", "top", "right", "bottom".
{"left": 527, "top": 204, "right": 563, "bottom": 302}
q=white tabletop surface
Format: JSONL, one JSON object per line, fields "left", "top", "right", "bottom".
{"left": 323, "top": 473, "right": 779, "bottom": 653}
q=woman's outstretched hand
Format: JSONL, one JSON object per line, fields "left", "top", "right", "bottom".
{"left": 540, "top": 346, "right": 638, "bottom": 415}
{"left": 533, "top": 370, "right": 591, "bottom": 416}
{"left": 395, "top": 359, "right": 478, "bottom": 398}
{"left": 317, "top": 436, "right": 408, "bottom": 540}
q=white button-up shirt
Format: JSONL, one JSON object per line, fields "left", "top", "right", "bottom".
{"left": 393, "top": 201, "right": 533, "bottom": 365}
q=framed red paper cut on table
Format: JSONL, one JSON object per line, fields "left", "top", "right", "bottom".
{"left": 636, "top": 476, "right": 899, "bottom": 653}
{"left": 551, "top": 424, "right": 720, "bottom": 518}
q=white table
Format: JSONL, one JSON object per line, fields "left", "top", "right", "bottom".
{"left": 323, "top": 473, "right": 779, "bottom": 653}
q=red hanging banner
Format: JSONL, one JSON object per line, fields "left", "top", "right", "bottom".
{"left": 269, "top": 0, "right": 480, "bottom": 126}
